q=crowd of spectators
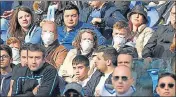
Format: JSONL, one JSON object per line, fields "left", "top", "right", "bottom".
{"left": 0, "top": 1, "right": 175, "bottom": 96}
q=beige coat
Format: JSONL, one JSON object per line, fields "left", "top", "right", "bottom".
{"left": 133, "top": 24, "right": 154, "bottom": 58}
{"left": 59, "top": 49, "right": 77, "bottom": 82}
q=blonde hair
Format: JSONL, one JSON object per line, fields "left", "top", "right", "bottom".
{"left": 40, "top": 20, "right": 57, "bottom": 33}
{"left": 72, "top": 28, "right": 98, "bottom": 50}
{"left": 6, "top": 37, "right": 21, "bottom": 46}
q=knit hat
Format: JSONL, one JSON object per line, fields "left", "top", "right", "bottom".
{"left": 127, "top": 5, "right": 148, "bottom": 23}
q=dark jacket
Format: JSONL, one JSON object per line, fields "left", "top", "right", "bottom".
{"left": 0, "top": 72, "right": 12, "bottom": 96}
{"left": 142, "top": 23, "right": 175, "bottom": 58}
{"left": 85, "top": 1, "right": 127, "bottom": 39}
{"left": 83, "top": 70, "right": 112, "bottom": 96}
{"left": 11, "top": 62, "right": 59, "bottom": 96}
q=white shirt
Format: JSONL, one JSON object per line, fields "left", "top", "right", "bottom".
{"left": 77, "top": 77, "right": 90, "bottom": 87}
{"left": 94, "top": 73, "right": 111, "bottom": 95}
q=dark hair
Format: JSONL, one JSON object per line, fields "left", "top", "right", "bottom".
{"left": 118, "top": 47, "right": 138, "bottom": 58}
{"left": 63, "top": 3, "right": 79, "bottom": 15}
{"left": 8, "top": 6, "right": 33, "bottom": 42}
{"left": 158, "top": 72, "right": 176, "bottom": 82}
{"left": 19, "top": 43, "right": 31, "bottom": 55}
{"left": 96, "top": 46, "right": 118, "bottom": 66}
{"left": 27, "top": 44, "right": 45, "bottom": 58}
{"left": 72, "top": 55, "right": 89, "bottom": 67}
{"left": 0, "top": 44, "right": 12, "bottom": 58}
{"left": 65, "top": 89, "right": 82, "bottom": 97}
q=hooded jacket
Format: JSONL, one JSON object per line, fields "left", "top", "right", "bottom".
{"left": 0, "top": 72, "right": 12, "bottom": 96}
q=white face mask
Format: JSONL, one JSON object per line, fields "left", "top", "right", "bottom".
{"left": 41, "top": 31, "right": 55, "bottom": 46}
{"left": 11, "top": 47, "right": 20, "bottom": 65}
{"left": 113, "top": 35, "right": 126, "bottom": 47}
{"left": 80, "top": 40, "right": 94, "bottom": 54}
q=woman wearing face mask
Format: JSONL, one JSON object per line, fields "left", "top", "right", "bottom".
{"left": 59, "top": 28, "right": 98, "bottom": 83}
{"left": 7, "top": 6, "right": 41, "bottom": 45}
{"left": 6, "top": 37, "right": 21, "bottom": 65}
{"left": 127, "top": 5, "right": 154, "bottom": 58}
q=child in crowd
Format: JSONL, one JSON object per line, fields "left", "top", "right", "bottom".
{"left": 72, "top": 55, "right": 90, "bottom": 87}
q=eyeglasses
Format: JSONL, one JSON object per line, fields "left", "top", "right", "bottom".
{"left": 112, "top": 76, "right": 129, "bottom": 81}
{"left": 159, "top": 83, "right": 175, "bottom": 89}
{"left": 0, "top": 55, "right": 10, "bottom": 59}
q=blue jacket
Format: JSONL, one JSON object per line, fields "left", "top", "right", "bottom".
{"left": 85, "top": 2, "right": 127, "bottom": 39}
{"left": 57, "top": 21, "right": 106, "bottom": 50}
{"left": 0, "top": 72, "right": 12, "bottom": 96}
{"left": 25, "top": 25, "right": 42, "bottom": 44}
{"left": 7, "top": 25, "right": 42, "bottom": 44}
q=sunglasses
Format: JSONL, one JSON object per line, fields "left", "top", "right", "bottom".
{"left": 112, "top": 76, "right": 129, "bottom": 81}
{"left": 159, "top": 83, "right": 175, "bottom": 89}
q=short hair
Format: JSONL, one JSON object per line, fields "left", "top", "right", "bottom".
{"left": 6, "top": 37, "right": 21, "bottom": 46}
{"left": 19, "top": 43, "right": 31, "bottom": 55}
{"left": 0, "top": 44, "right": 12, "bottom": 58}
{"left": 113, "top": 21, "right": 129, "bottom": 30}
{"left": 158, "top": 72, "right": 176, "bottom": 82}
{"left": 27, "top": 44, "right": 45, "bottom": 58}
{"left": 72, "top": 55, "right": 89, "bottom": 67}
{"left": 118, "top": 47, "right": 138, "bottom": 58}
{"left": 40, "top": 20, "right": 57, "bottom": 33}
{"left": 96, "top": 46, "right": 118, "bottom": 66}
{"left": 63, "top": 3, "right": 79, "bottom": 15}
{"left": 73, "top": 28, "right": 98, "bottom": 50}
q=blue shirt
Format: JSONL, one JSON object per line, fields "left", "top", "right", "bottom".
{"left": 57, "top": 21, "right": 106, "bottom": 50}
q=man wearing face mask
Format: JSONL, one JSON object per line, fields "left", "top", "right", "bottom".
{"left": 6, "top": 37, "right": 21, "bottom": 65}
{"left": 111, "top": 21, "right": 138, "bottom": 58}
{"left": 59, "top": 28, "right": 98, "bottom": 83}
{"left": 40, "top": 20, "right": 68, "bottom": 70}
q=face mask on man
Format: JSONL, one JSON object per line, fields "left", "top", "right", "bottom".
{"left": 113, "top": 35, "right": 126, "bottom": 50}
{"left": 80, "top": 40, "right": 94, "bottom": 55}
{"left": 11, "top": 47, "right": 20, "bottom": 65}
{"left": 41, "top": 31, "right": 55, "bottom": 46}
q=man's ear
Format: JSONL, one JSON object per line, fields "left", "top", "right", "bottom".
{"left": 106, "top": 60, "right": 112, "bottom": 66}
{"left": 130, "top": 77, "right": 135, "bottom": 85}
{"left": 156, "top": 86, "right": 160, "bottom": 94}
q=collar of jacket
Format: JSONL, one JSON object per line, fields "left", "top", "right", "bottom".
{"left": 77, "top": 48, "right": 94, "bottom": 58}
{"left": 137, "top": 24, "right": 147, "bottom": 34}
{"left": 1, "top": 71, "right": 12, "bottom": 79}
{"left": 30, "top": 62, "right": 47, "bottom": 74}
{"left": 45, "top": 39, "right": 59, "bottom": 57}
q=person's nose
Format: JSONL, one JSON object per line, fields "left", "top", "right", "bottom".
{"left": 32, "top": 58, "right": 36, "bottom": 64}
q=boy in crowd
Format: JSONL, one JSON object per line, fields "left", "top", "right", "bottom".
{"left": 72, "top": 55, "right": 90, "bottom": 87}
